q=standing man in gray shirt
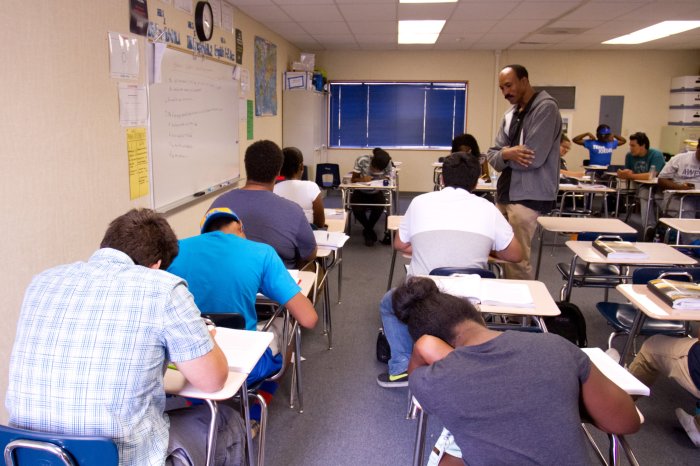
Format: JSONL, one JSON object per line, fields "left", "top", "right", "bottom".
{"left": 487, "top": 64, "right": 562, "bottom": 279}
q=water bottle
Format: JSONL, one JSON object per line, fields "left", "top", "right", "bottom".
{"left": 649, "top": 166, "right": 657, "bottom": 180}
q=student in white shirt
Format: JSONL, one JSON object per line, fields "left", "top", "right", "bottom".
{"left": 274, "top": 146, "right": 326, "bottom": 228}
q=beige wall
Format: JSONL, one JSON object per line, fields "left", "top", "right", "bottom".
{"left": 0, "top": 0, "right": 298, "bottom": 423}
{"left": 318, "top": 50, "right": 700, "bottom": 192}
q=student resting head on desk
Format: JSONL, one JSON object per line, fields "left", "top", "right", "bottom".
{"left": 393, "top": 277, "right": 640, "bottom": 466}
{"left": 5, "top": 208, "right": 243, "bottom": 465}
{"left": 274, "top": 146, "right": 326, "bottom": 229}
{"left": 350, "top": 147, "right": 395, "bottom": 246}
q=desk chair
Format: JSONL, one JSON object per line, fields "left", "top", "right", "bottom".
{"left": 596, "top": 267, "right": 700, "bottom": 351}
{"left": 0, "top": 425, "right": 117, "bottom": 466}
{"left": 557, "top": 232, "right": 637, "bottom": 302}
{"left": 315, "top": 163, "right": 340, "bottom": 190}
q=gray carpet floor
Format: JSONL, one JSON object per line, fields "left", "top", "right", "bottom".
{"left": 261, "top": 191, "right": 699, "bottom": 466}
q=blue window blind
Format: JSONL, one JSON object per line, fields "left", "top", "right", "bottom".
{"left": 329, "top": 82, "right": 467, "bottom": 149}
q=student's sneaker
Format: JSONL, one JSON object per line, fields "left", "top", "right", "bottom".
{"left": 377, "top": 372, "right": 408, "bottom": 388}
{"left": 675, "top": 408, "right": 700, "bottom": 447}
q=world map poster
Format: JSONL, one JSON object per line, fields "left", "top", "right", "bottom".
{"left": 254, "top": 36, "right": 277, "bottom": 116}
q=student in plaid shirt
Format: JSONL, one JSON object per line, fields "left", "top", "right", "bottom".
{"left": 6, "top": 209, "right": 241, "bottom": 465}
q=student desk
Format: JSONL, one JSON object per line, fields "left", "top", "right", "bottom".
{"left": 561, "top": 241, "right": 697, "bottom": 302}
{"left": 659, "top": 217, "right": 700, "bottom": 245}
{"left": 616, "top": 284, "right": 700, "bottom": 365}
{"left": 386, "top": 215, "right": 405, "bottom": 290}
{"left": 534, "top": 217, "right": 637, "bottom": 279}
{"left": 660, "top": 188, "right": 700, "bottom": 220}
{"left": 164, "top": 328, "right": 274, "bottom": 466}
{"left": 324, "top": 208, "right": 348, "bottom": 234}
{"left": 340, "top": 181, "right": 396, "bottom": 236}
{"left": 314, "top": 232, "right": 349, "bottom": 349}
{"left": 427, "top": 276, "right": 560, "bottom": 330}
{"left": 556, "top": 183, "right": 616, "bottom": 217}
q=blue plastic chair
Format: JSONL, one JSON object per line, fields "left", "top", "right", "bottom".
{"left": 596, "top": 267, "right": 700, "bottom": 349}
{"left": 0, "top": 424, "right": 118, "bottom": 465}
{"left": 315, "top": 163, "right": 340, "bottom": 189}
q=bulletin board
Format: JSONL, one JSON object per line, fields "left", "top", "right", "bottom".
{"left": 147, "top": 45, "right": 240, "bottom": 212}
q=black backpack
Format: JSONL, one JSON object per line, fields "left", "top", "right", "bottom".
{"left": 376, "top": 328, "right": 391, "bottom": 363}
{"left": 544, "top": 302, "right": 588, "bottom": 347}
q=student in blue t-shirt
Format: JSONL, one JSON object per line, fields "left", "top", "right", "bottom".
{"left": 573, "top": 124, "right": 626, "bottom": 166}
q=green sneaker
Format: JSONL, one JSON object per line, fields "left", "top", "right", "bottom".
{"left": 377, "top": 372, "right": 408, "bottom": 388}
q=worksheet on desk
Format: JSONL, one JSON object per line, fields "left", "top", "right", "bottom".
{"left": 214, "top": 327, "right": 274, "bottom": 373}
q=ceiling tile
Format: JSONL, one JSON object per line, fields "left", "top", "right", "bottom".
{"left": 236, "top": 5, "right": 292, "bottom": 22}
{"left": 347, "top": 21, "right": 398, "bottom": 35}
{"left": 505, "top": 2, "right": 579, "bottom": 20}
{"left": 299, "top": 21, "right": 351, "bottom": 34}
{"left": 339, "top": 4, "right": 397, "bottom": 21}
{"left": 494, "top": 19, "right": 550, "bottom": 33}
{"left": 398, "top": 3, "right": 458, "bottom": 20}
{"left": 451, "top": 2, "right": 519, "bottom": 21}
{"left": 280, "top": 4, "right": 344, "bottom": 22}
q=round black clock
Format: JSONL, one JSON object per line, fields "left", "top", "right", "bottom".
{"left": 195, "top": 1, "right": 214, "bottom": 42}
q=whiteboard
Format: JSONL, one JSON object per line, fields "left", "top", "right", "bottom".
{"left": 148, "top": 46, "right": 240, "bottom": 211}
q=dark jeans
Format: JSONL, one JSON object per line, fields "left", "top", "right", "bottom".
{"left": 350, "top": 190, "right": 386, "bottom": 232}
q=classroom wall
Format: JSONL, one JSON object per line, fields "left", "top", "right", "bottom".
{"left": 318, "top": 49, "right": 700, "bottom": 192}
{"left": 0, "top": 0, "right": 298, "bottom": 423}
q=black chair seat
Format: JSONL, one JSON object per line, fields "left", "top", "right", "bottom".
{"left": 596, "top": 302, "right": 687, "bottom": 335}
{"left": 556, "top": 262, "right": 623, "bottom": 285}
{"left": 429, "top": 267, "right": 496, "bottom": 279}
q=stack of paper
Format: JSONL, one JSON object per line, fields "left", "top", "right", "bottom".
{"left": 432, "top": 275, "right": 534, "bottom": 308}
{"left": 314, "top": 231, "right": 350, "bottom": 248}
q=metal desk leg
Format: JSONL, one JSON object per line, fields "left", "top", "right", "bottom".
{"left": 323, "top": 261, "right": 333, "bottom": 350}
{"left": 534, "top": 225, "right": 544, "bottom": 280}
{"left": 412, "top": 408, "right": 428, "bottom": 466}
{"left": 337, "top": 248, "right": 343, "bottom": 304}
{"left": 204, "top": 400, "right": 219, "bottom": 466}
{"left": 563, "top": 255, "right": 579, "bottom": 302}
{"left": 642, "top": 184, "right": 655, "bottom": 237}
{"left": 619, "top": 311, "right": 646, "bottom": 366}
{"left": 240, "top": 380, "right": 254, "bottom": 466}
{"left": 608, "top": 434, "right": 620, "bottom": 466}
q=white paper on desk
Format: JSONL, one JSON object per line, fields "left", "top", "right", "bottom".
{"left": 325, "top": 209, "right": 345, "bottom": 220}
{"left": 581, "top": 348, "right": 649, "bottom": 396}
{"left": 288, "top": 269, "right": 299, "bottom": 283}
{"left": 433, "top": 275, "right": 534, "bottom": 308}
{"left": 214, "top": 327, "right": 274, "bottom": 373}
{"left": 314, "top": 231, "right": 349, "bottom": 248}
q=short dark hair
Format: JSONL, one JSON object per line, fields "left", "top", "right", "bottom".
{"left": 561, "top": 133, "right": 570, "bottom": 143}
{"left": 371, "top": 147, "right": 391, "bottom": 170}
{"left": 629, "top": 132, "right": 650, "bottom": 150}
{"left": 502, "top": 64, "right": 528, "bottom": 80}
{"left": 100, "top": 209, "right": 179, "bottom": 269}
{"left": 442, "top": 152, "right": 480, "bottom": 191}
{"left": 244, "top": 140, "right": 284, "bottom": 183}
{"left": 202, "top": 216, "right": 237, "bottom": 233}
{"left": 392, "top": 277, "right": 485, "bottom": 344}
{"left": 281, "top": 147, "right": 304, "bottom": 179}
{"left": 451, "top": 133, "right": 481, "bottom": 156}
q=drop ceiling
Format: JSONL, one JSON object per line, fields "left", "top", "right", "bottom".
{"left": 227, "top": 0, "right": 700, "bottom": 51}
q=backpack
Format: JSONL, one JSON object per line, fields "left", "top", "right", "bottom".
{"left": 376, "top": 328, "right": 391, "bottom": 363}
{"left": 544, "top": 302, "right": 588, "bottom": 347}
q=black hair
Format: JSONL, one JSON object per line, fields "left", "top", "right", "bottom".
{"left": 202, "top": 216, "right": 238, "bottom": 234}
{"left": 502, "top": 64, "right": 528, "bottom": 80}
{"left": 100, "top": 209, "right": 179, "bottom": 269}
{"left": 392, "top": 277, "right": 485, "bottom": 344}
{"left": 281, "top": 147, "right": 304, "bottom": 179}
{"left": 442, "top": 152, "right": 480, "bottom": 191}
{"left": 451, "top": 133, "right": 481, "bottom": 156}
{"left": 244, "top": 140, "right": 284, "bottom": 183}
{"left": 371, "top": 147, "right": 391, "bottom": 170}
{"left": 561, "top": 133, "right": 570, "bottom": 143}
{"left": 629, "top": 132, "right": 650, "bottom": 150}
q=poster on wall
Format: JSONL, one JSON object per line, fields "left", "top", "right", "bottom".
{"left": 129, "top": 0, "right": 149, "bottom": 36}
{"left": 254, "top": 36, "right": 277, "bottom": 116}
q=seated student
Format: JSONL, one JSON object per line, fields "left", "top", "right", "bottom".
{"left": 351, "top": 147, "right": 395, "bottom": 246}
{"left": 168, "top": 207, "right": 318, "bottom": 383}
{"left": 616, "top": 132, "right": 666, "bottom": 222}
{"left": 451, "top": 133, "right": 490, "bottom": 181}
{"left": 377, "top": 153, "right": 521, "bottom": 388}
{"left": 657, "top": 139, "right": 700, "bottom": 218}
{"left": 628, "top": 334, "right": 700, "bottom": 447}
{"left": 394, "top": 277, "right": 641, "bottom": 465}
{"left": 210, "top": 140, "right": 317, "bottom": 268}
{"left": 573, "top": 124, "right": 627, "bottom": 167}
{"left": 5, "top": 209, "right": 242, "bottom": 465}
{"left": 274, "top": 146, "right": 325, "bottom": 228}
{"left": 559, "top": 133, "right": 584, "bottom": 179}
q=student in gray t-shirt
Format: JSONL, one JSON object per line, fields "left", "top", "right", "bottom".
{"left": 393, "top": 277, "right": 640, "bottom": 466}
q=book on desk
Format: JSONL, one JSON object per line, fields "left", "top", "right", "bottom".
{"left": 431, "top": 275, "right": 534, "bottom": 308}
{"left": 647, "top": 279, "right": 700, "bottom": 310}
{"left": 313, "top": 230, "right": 349, "bottom": 248}
{"left": 592, "top": 239, "right": 648, "bottom": 260}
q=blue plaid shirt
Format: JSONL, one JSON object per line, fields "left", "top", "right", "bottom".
{"left": 6, "top": 248, "right": 213, "bottom": 466}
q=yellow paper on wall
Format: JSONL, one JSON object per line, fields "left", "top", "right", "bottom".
{"left": 127, "top": 127, "right": 150, "bottom": 200}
